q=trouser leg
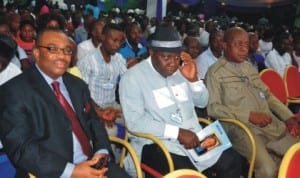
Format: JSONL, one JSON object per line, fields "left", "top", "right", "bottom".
{"left": 202, "top": 148, "right": 242, "bottom": 178}
{"left": 141, "top": 144, "right": 197, "bottom": 178}
{"left": 222, "top": 122, "right": 277, "bottom": 178}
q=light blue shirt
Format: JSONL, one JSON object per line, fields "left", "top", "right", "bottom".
{"left": 196, "top": 47, "right": 219, "bottom": 80}
{"left": 119, "top": 58, "right": 217, "bottom": 174}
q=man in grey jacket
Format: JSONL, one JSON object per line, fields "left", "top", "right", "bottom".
{"left": 206, "top": 27, "right": 299, "bottom": 178}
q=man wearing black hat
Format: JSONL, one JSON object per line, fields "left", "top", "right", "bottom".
{"left": 119, "top": 26, "right": 243, "bottom": 177}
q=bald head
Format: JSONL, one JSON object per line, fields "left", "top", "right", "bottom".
{"left": 224, "top": 27, "right": 247, "bottom": 44}
{"left": 223, "top": 27, "right": 249, "bottom": 63}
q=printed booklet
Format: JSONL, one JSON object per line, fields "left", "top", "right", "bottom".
{"left": 186, "top": 120, "right": 232, "bottom": 163}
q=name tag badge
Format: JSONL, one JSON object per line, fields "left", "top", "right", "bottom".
{"left": 170, "top": 112, "right": 183, "bottom": 124}
{"left": 102, "top": 83, "right": 114, "bottom": 90}
{"left": 259, "top": 91, "right": 265, "bottom": 99}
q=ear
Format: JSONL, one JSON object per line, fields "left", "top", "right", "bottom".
{"left": 149, "top": 49, "right": 154, "bottom": 56}
{"left": 32, "top": 46, "right": 40, "bottom": 63}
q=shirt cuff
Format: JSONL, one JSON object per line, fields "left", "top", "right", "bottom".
{"left": 60, "top": 162, "right": 75, "bottom": 178}
{"left": 188, "top": 80, "right": 205, "bottom": 92}
{"left": 164, "top": 124, "right": 179, "bottom": 139}
{"left": 95, "top": 149, "right": 109, "bottom": 155}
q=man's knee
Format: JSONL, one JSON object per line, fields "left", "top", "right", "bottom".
{"left": 211, "top": 148, "right": 243, "bottom": 178}
{"left": 255, "top": 151, "right": 278, "bottom": 178}
{"left": 255, "top": 161, "right": 277, "bottom": 178}
{"left": 221, "top": 149, "right": 243, "bottom": 170}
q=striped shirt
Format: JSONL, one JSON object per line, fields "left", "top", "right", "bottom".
{"left": 77, "top": 46, "right": 127, "bottom": 107}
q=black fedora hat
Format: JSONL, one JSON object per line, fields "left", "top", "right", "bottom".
{"left": 149, "top": 26, "right": 183, "bottom": 53}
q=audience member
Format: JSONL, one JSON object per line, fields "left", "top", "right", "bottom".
{"left": 15, "top": 19, "right": 36, "bottom": 64}
{"left": 67, "top": 37, "right": 82, "bottom": 78}
{"left": 183, "top": 36, "right": 202, "bottom": 59}
{"left": 291, "top": 35, "right": 300, "bottom": 70}
{"left": 77, "top": 18, "right": 106, "bottom": 60}
{"left": 6, "top": 12, "right": 21, "bottom": 39}
{"left": 0, "top": 16, "right": 30, "bottom": 70}
{"left": 74, "top": 14, "right": 94, "bottom": 44}
{"left": 206, "top": 27, "right": 300, "bottom": 178}
{"left": 265, "top": 31, "right": 292, "bottom": 76}
{"left": 36, "top": 12, "right": 65, "bottom": 33}
{"left": 196, "top": 30, "right": 224, "bottom": 79}
{"left": 119, "top": 22, "right": 148, "bottom": 68}
{"left": 77, "top": 23, "right": 127, "bottom": 137}
{"left": 0, "top": 28, "right": 130, "bottom": 178}
{"left": 120, "top": 26, "right": 242, "bottom": 178}
{"left": 247, "top": 32, "right": 266, "bottom": 72}
{"left": 258, "top": 29, "right": 273, "bottom": 57}
{"left": 0, "top": 33, "right": 21, "bottom": 85}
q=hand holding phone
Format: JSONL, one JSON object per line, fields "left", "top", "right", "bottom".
{"left": 92, "top": 157, "right": 108, "bottom": 169}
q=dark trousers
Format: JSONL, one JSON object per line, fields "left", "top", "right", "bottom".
{"left": 106, "top": 161, "right": 131, "bottom": 178}
{"left": 142, "top": 144, "right": 243, "bottom": 178}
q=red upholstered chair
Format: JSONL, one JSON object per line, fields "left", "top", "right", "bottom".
{"left": 278, "top": 143, "right": 300, "bottom": 178}
{"left": 260, "top": 69, "right": 289, "bottom": 105}
{"left": 283, "top": 65, "right": 300, "bottom": 103}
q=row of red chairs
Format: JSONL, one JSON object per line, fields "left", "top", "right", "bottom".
{"left": 260, "top": 66, "right": 300, "bottom": 178}
{"left": 260, "top": 65, "right": 300, "bottom": 119}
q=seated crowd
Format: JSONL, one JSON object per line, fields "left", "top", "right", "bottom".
{"left": 0, "top": 1, "right": 300, "bottom": 178}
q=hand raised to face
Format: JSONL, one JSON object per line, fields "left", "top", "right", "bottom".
{"left": 179, "top": 51, "right": 198, "bottom": 82}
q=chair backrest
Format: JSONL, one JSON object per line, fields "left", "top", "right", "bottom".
{"left": 163, "top": 169, "right": 207, "bottom": 178}
{"left": 284, "top": 65, "right": 300, "bottom": 98}
{"left": 260, "top": 69, "right": 288, "bottom": 104}
{"left": 278, "top": 143, "right": 300, "bottom": 178}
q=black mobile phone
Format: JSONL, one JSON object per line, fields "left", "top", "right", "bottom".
{"left": 92, "top": 157, "right": 107, "bottom": 169}
{"left": 179, "top": 57, "right": 184, "bottom": 66}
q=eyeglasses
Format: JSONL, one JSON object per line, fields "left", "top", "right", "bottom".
{"left": 37, "top": 45, "right": 73, "bottom": 55}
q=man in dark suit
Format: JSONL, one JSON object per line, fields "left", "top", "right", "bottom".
{"left": 0, "top": 29, "right": 130, "bottom": 178}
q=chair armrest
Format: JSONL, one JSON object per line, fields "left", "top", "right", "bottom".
{"left": 109, "top": 136, "right": 143, "bottom": 178}
{"left": 218, "top": 118, "right": 256, "bottom": 178}
{"left": 287, "top": 97, "right": 300, "bottom": 105}
{"left": 198, "top": 117, "right": 213, "bottom": 125}
{"left": 127, "top": 130, "right": 175, "bottom": 173}
{"left": 163, "top": 168, "right": 207, "bottom": 178}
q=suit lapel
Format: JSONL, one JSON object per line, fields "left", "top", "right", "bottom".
{"left": 28, "top": 67, "right": 76, "bottom": 122}
{"left": 28, "top": 66, "right": 62, "bottom": 107}
{"left": 62, "top": 74, "right": 83, "bottom": 120}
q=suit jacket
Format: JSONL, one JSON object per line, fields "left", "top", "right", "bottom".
{"left": 0, "top": 66, "right": 112, "bottom": 178}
